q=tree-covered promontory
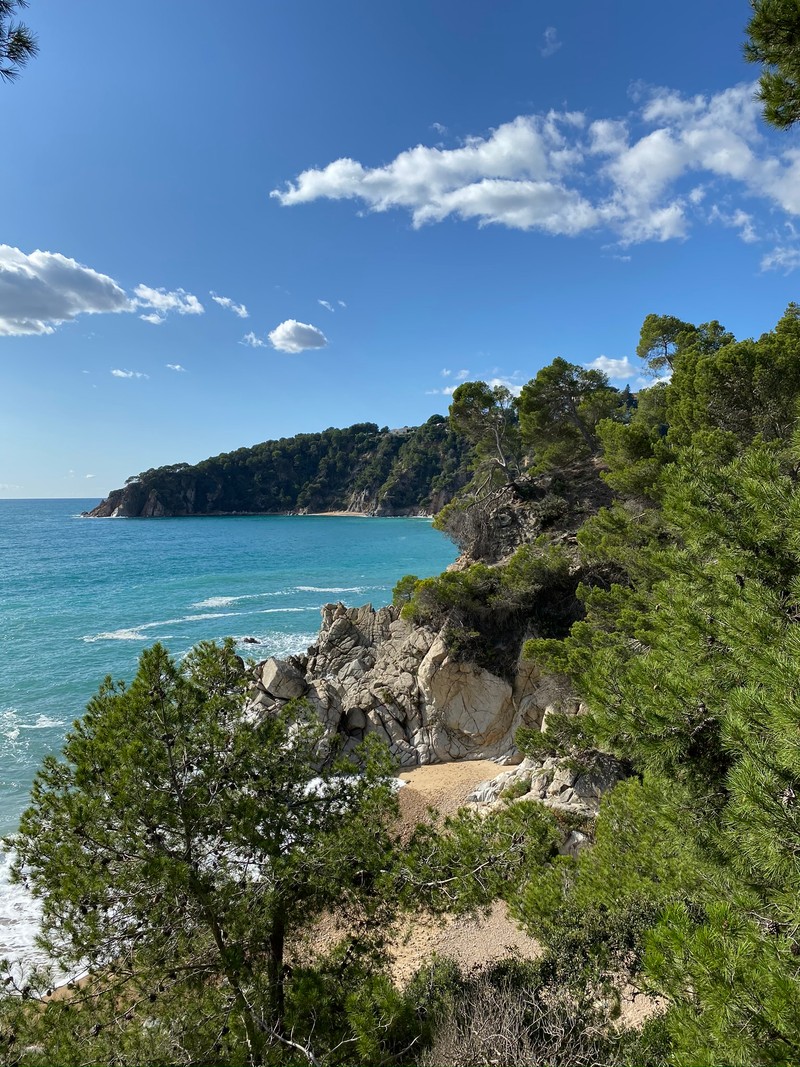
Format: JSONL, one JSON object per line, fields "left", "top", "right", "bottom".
{"left": 85, "top": 417, "right": 474, "bottom": 518}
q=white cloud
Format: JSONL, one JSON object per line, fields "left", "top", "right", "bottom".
{"left": 455, "top": 368, "right": 470, "bottom": 380}
{"left": 272, "top": 81, "right": 800, "bottom": 250}
{"left": 540, "top": 26, "right": 562, "bottom": 58}
{"left": 166, "top": 363, "right": 186, "bottom": 372}
{"left": 318, "top": 299, "right": 335, "bottom": 312}
{"left": 426, "top": 386, "right": 458, "bottom": 396}
{"left": 760, "top": 245, "right": 800, "bottom": 273}
{"left": 111, "top": 368, "right": 149, "bottom": 379}
{"left": 240, "top": 331, "right": 267, "bottom": 348}
{"left": 0, "top": 483, "right": 22, "bottom": 491}
{"left": 210, "top": 291, "right": 248, "bottom": 318}
{"left": 84, "top": 473, "right": 96, "bottom": 479}
{"left": 441, "top": 368, "right": 452, "bottom": 377}
{"left": 134, "top": 284, "right": 204, "bottom": 319}
{"left": 432, "top": 122, "right": 448, "bottom": 135}
{"left": 486, "top": 376, "right": 523, "bottom": 397}
{"left": 0, "top": 245, "right": 131, "bottom": 336}
{"left": 585, "top": 355, "right": 637, "bottom": 380}
{"left": 268, "top": 319, "right": 328, "bottom": 354}
{"left": 338, "top": 300, "right": 347, "bottom": 308}
{"left": 709, "top": 205, "right": 758, "bottom": 243}
{"left": 139, "top": 312, "right": 165, "bottom": 325}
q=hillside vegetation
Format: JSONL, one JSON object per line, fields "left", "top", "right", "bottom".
{"left": 86, "top": 417, "right": 473, "bottom": 517}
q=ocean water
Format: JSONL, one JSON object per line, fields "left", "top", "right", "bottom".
{"left": 0, "top": 499, "right": 457, "bottom": 968}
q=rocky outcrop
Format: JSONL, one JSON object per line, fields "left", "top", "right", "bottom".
{"left": 245, "top": 601, "right": 586, "bottom": 768}
{"left": 466, "top": 751, "right": 626, "bottom": 819}
{"left": 438, "top": 459, "right": 614, "bottom": 566}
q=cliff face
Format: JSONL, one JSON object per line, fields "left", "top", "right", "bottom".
{"left": 245, "top": 602, "right": 580, "bottom": 767}
{"left": 85, "top": 418, "right": 473, "bottom": 518}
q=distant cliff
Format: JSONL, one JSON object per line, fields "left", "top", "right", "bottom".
{"left": 85, "top": 417, "right": 474, "bottom": 518}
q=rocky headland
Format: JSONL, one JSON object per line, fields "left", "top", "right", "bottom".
{"left": 84, "top": 418, "right": 473, "bottom": 518}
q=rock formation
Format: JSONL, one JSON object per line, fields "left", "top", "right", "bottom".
{"left": 245, "top": 601, "right": 591, "bottom": 769}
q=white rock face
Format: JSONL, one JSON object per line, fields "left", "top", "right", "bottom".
{"left": 245, "top": 602, "right": 567, "bottom": 767}
{"left": 465, "top": 751, "right": 625, "bottom": 818}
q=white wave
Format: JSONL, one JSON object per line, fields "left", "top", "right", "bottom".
{"left": 0, "top": 849, "right": 45, "bottom": 973}
{"left": 20, "top": 715, "right": 66, "bottom": 731}
{"left": 255, "top": 632, "right": 318, "bottom": 657}
{"left": 82, "top": 611, "right": 243, "bottom": 643}
{"left": 254, "top": 607, "right": 319, "bottom": 615}
{"left": 192, "top": 595, "right": 239, "bottom": 608}
{"left": 82, "top": 627, "right": 146, "bottom": 642}
{"left": 179, "top": 612, "right": 242, "bottom": 623}
{"left": 295, "top": 585, "right": 381, "bottom": 594}
{"left": 191, "top": 591, "right": 289, "bottom": 609}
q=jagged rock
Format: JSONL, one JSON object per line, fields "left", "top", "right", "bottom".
{"left": 261, "top": 658, "right": 308, "bottom": 700}
{"left": 466, "top": 752, "right": 625, "bottom": 819}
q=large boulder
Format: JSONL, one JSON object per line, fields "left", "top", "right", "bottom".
{"left": 261, "top": 658, "right": 308, "bottom": 701}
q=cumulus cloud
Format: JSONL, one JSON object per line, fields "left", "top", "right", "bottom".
{"left": 139, "top": 312, "right": 165, "bottom": 325}
{"left": 585, "top": 355, "right": 637, "bottom": 380}
{"left": 760, "top": 245, "right": 800, "bottom": 273}
{"left": 272, "top": 82, "right": 800, "bottom": 249}
{"left": 426, "top": 385, "right": 458, "bottom": 396}
{"left": 134, "top": 284, "right": 204, "bottom": 320}
{"left": 268, "top": 319, "right": 328, "bottom": 354}
{"left": 210, "top": 291, "right": 248, "bottom": 318}
{"left": 240, "top": 331, "right": 267, "bottom": 348}
{"left": 486, "top": 376, "right": 524, "bottom": 397}
{"left": 0, "top": 245, "right": 131, "bottom": 336}
{"left": 709, "top": 205, "right": 758, "bottom": 242}
{"left": 111, "top": 368, "right": 149, "bottom": 379}
{"left": 166, "top": 363, "right": 186, "bottom": 371}
{"left": 540, "top": 26, "right": 562, "bottom": 58}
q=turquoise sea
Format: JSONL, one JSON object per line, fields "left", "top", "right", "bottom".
{"left": 0, "top": 499, "right": 456, "bottom": 966}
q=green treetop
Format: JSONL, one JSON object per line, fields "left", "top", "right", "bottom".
{"left": 517, "top": 357, "right": 621, "bottom": 468}
{"left": 7, "top": 640, "right": 398, "bottom": 1066}
{"left": 746, "top": 0, "right": 800, "bottom": 128}
{"left": 0, "top": 0, "right": 36, "bottom": 81}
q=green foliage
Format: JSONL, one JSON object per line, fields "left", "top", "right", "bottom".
{"left": 636, "top": 313, "right": 699, "bottom": 375}
{"left": 6, "top": 640, "right": 399, "bottom": 1066}
{"left": 518, "top": 357, "right": 622, "bottom": 468}
{"left": 448, "top": 380, "right": 522, "bottom": 484}
{"left": 401, "top": 540, "right": 577, "bottom": 676}
{"left": 746, "top": 0, "right": 800, "bottom": 128}
{"left": 391, "top": 573, "right": 420, "bottom": 607}
{"left": 524, "top": 430, "right": 800, "bottom": 1064}
{"left": 0, "top": 0, "right": 37, "bottom": 82}
{"left": 666, "top": 305, "right": 800, "bottom": 449}
{"left": 106, "top": 419, "right": 473, "bottom": 517}
{"left": 597, "top": 383, "right": 673, "bottom": 500}
{"left": 401, "top": 801, "right": 561, "bottom": 915}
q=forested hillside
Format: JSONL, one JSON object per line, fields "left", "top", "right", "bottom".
{"left": 85, "top": 417, "right": 474, "bottom": 517}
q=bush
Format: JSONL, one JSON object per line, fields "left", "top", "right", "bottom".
{"left": 420, "top": 974, "right": 629, "bottom": 1067}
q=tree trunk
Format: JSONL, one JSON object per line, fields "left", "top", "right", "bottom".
{"left": 267, "top": 907, "right": 287, "bottom": 1037}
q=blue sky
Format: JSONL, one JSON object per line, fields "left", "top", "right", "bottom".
{"left": 2, "top": 0, "right": 800, "bottom": 497}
